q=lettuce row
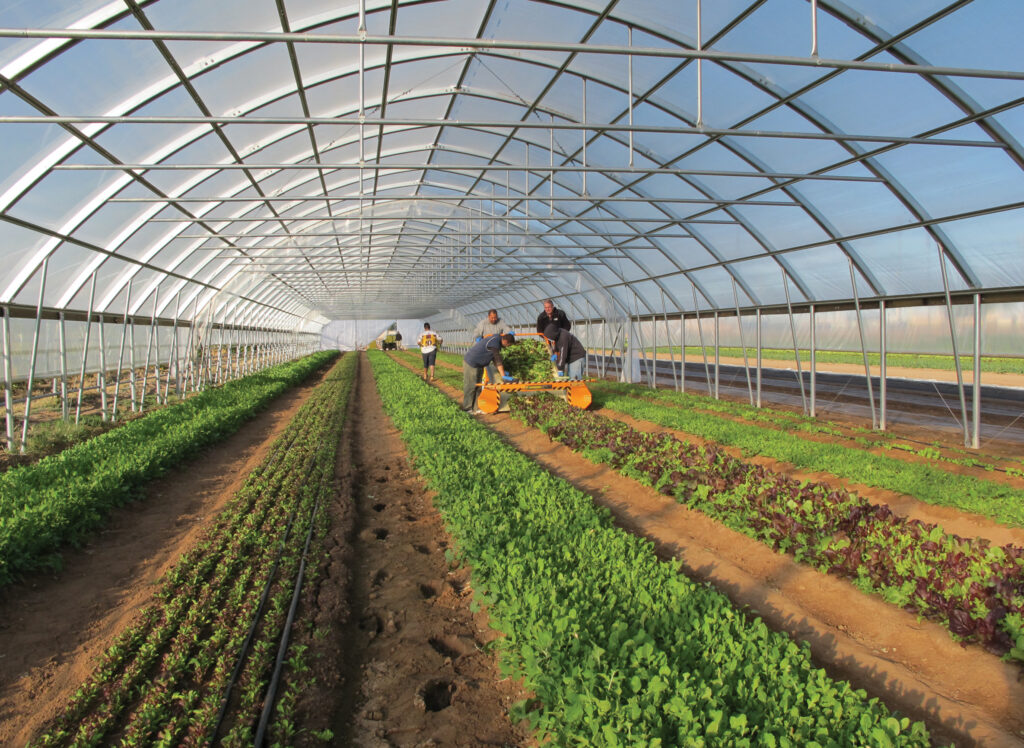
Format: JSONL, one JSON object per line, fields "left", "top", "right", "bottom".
{"left": 0, "top": 351, "right": 337, "bottom": 586}
{"left": 368, "top": 351, "right": 930, "bottom": 747}
{"left": 36, "top": 353, "right": 356, "bottom": 746}
{"left": 587, "top": 383, "right": 1024, "bottom": 528}
{"left": 512, "top": 394, "right": 1024, "bottom": 663}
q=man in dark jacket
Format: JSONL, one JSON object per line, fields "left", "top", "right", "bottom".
{"left": 544, "top": 323, "right": 586, "bottom": 380}
{"left": 462, "top": 333, "right": 516, "bottom": 412}
{"left": 535, "top": 299, "right": 571, "bottom": 335}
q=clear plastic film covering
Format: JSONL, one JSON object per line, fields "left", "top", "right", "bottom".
{"left": 0, "top": 0, "right": 1019, "bottom": 352}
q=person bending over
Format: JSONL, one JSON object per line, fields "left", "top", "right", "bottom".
{"left": 544, "top": 323, "right": 586, "bottom": 380}
{"left": 462, "top": 333, "right": 516, "bottom": 413}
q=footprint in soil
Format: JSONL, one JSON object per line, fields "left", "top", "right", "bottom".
{"left": 413, "top": 543, "right": 431, "bottom": 555}
{"left": 448, "top": 578, "right": 470, "bottom": 596}
{"left": 359, "top": 614, "right": 383, "bottom": 637}
{"left": 419, "top": 583, "right": 440, "bottom": 599}
{"left": 372, "top": 569, "right": 390, "bottom": 586}
{"left": 416, "top": 679, "right": 456, "bottom": 712}
{"left": 373, "top": 528, "right": 389, "bottom": 540}
{"left": 428, "top": 635, "right": 475, "bottom": 659}
{"left": 372, "top": 502, "right": 387, "bottom": 512}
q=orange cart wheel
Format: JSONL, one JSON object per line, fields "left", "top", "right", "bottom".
{"left": 476, "top": 388, "right": 501, "bottom": 413}
{"left": 567, "top": 382, "right": 592, "bottom": 410}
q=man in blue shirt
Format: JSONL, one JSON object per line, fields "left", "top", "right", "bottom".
{"left": 463, "top": 333, "right": 516, "bottom": 412}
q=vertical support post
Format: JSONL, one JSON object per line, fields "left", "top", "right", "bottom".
{"left": 732, "top": 278, "right": 753, "bottom": 405}
{"left": 809, "top": 303, "right": 816, "bottom": 418}
{"left": 75, "top": 272, "right": 97, "bottom": 423}
{"left": 691, "top": 284, "right": 712, "bottom": 395}
{"left": 166, "top": 291, "right": 180, "bottom": 401}
{"left": 680, "top": 310, "right": 686, "bottom": 393}
{"left": 98, "top": 313, "right": 108, "bottom": 421}
{"left": 651, "top": 312, "right": 658, "bottom": 389}
{"left": 600, "top": 318, "right": 607, "bottom": 378}
{"left": 781, "top": 268, "right": 808, "bottom": 414}
{"left": 938, "top": 245, "right": 970, "bottom": 447}
{"left": 849, "top": 260, "right": 877, "bottom": 429}
{"left": 585, "top": 315, "right": 593, "bottom": 375}
{"left": 128, "top": 306, "right": 138, "bottom": 412}
{"left": 111, "top": 280, "right": 132, "bottom": 422}
{"left": 21, "top": 256, "right": 49, "bottom": 453}
{"left": 755, "top": 308, "right": 762, "bottom": 408}
{"left": 58, "top": 311, "right": 69, "bottom": 420}
{"left": 140, "top": 287, "right": 158, "bottom": 410}
{"left": 972, "top": 292, "right": 981, "bottom": 450}
{"left": 663, "top": 292, "right": 677, "bottom": 391}
{"left": 2, "top": 306, "right": 15, "bottom": 451}
{"left": 713, "top": 311, "right": 720, "bottom": 400}
{"left": 879, "top": 299, "right": 887, "bottom": 431}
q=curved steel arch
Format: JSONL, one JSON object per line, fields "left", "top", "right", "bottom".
{"left": 0, "top": 0, "right": 1020, "bottom": 333}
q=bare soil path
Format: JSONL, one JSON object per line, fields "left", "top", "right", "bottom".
{"left": 402, "top": 352, "right": 1024, "bottom": 747}
{"left": 325, "top": 353, "right": 529, "bottom": 747}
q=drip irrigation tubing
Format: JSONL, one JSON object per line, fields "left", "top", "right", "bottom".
{"left": 254, "top": 483, "right": 324, "bottom": 746}
{"left": 209, "top": 437, "right": 326, "bottom": 744}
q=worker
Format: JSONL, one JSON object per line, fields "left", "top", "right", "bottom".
{"left": 462, "top": 333, "right": 516, "bottom": 413}
{"left": 544, "top": 323, "right": 586, "bottom": 380}
{"left": 418, "top": 323, "right": 442, "bottom": 381}
{"left": 472, "top": 308, "right": 511, "bottom": 383}
{"left": 535, "top": 299, "right": 571, "bottom": 335}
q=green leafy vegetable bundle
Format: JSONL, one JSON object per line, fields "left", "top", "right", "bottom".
{"left": 502, "top": 338, "right": 555, "bottom": 381}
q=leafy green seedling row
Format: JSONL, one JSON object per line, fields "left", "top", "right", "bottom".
{"left": 35, "top": 353, "right": 355, "bottom": 747}
{"left": 512, "top": 394, "right": 1024, "bottom": 663}
{"left": 586, "top": 384, "right": 1024, "bottom": 528}
{"left": 368, "top": 351, "right": 931, "bottom": 747}
{"left": 643, "top": 347, "right": 1024, "bottom": 375}
{"left": 0, "top": 351, "right": 338, "bottom": 587}
{"left": 590, "top": 380, "right": 1023, "bottom": 479}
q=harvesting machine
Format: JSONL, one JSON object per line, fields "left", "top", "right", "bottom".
{"left": 475, "top": 332, "right": 592, "bottom": 414}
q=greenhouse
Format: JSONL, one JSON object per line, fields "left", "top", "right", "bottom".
{"left": 0, "top": 1, "right": 1022, "bottom": 745}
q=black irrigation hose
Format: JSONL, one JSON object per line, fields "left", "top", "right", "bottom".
{"left": 209, "top": 499, "right": 303, "bottom": 743}
{"left": 254, "top": 485, "right": 324, "bottom": 747}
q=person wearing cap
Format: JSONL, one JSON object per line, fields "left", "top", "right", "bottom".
{"left": 535, "top": 299, "right": 571, "bottom": 335}
{"left": 472, "top": 308, "right": 512, "bottom": 384}
{"left": 462, "top": 332, "right": 516, "bottom": 413}
{"left": 417, "top": 322, "right": 442, "bottom": 381}
{"left": 544, "top": 323, "right": 586, "bottom": 380}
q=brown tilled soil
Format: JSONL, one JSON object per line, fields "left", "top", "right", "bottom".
{"left": 4, "top": 346, "right": 1024, "bottom": 746}
{"left": 407, "top": 352, "right": 1024, "bottom": 747}
{"left": 0, "top": 364, "right": 334, "bottom": 744}
{"left": 0, "top": 355, "right": 529, "bottom": 746}
{"left": 314, "top": 354, "right": 530, "bottom": 747}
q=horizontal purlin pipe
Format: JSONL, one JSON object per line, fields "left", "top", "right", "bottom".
{"left": 0, "top": 116, "right": 1000, "bottom": 149}
{"left": 53, "top": 163, "right": 882, "bottom": 181}
{"left": 118, "top": 195, "right": 794, "bottom": 204}
{"left": 1, "top": 28, "right": 1021, "bottom": 81}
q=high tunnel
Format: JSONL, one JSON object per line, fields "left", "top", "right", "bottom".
{"left": 1, "top": 0, "right": 1022, "bottom": 451}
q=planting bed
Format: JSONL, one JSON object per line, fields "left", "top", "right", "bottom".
{"left": 0, "top": 353, "right": 527, "bottom": 746}
{"left": 390, "top": 349, "right": 1024, "bottom": 745}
